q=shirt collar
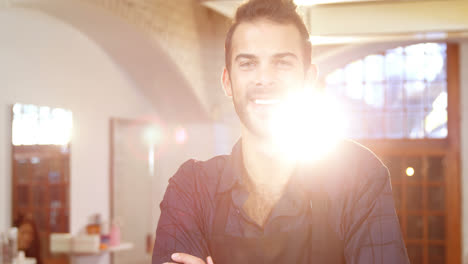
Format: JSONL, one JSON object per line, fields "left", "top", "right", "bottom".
{"left": 269, "top": 170, "right": 309, "bottom": 218}
{"left": 217, "top": 139, "right": 310, "bottom": 197}
{"left": 218, "top": 139, "right": 316, "bottom": 220}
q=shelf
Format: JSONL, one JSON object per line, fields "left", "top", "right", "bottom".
{"left": 107, "top": 242, "right": 134, "bottom": 252}
{"left": 69, "top": 243, "right": 134, "bottom": 256}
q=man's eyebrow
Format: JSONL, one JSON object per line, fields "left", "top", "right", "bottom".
{"left": 234, "top": 53, "right": 257, "bottom": 62}
{"left": 273, "top": 52, "right": 299, "bottom": 60}
{"left": 234, "top": 52, "right": 299, "bottom": 62}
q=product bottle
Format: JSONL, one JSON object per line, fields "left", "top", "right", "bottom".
{"left": 0, "top": 232, "right": 4, "bottom": 264}
{"left": 100, "top": 222, "right": 110, "bottom": 250}
{"left": 109, "top": 220, "right": 120, "bottom": 247}
{"left": 1, "top": 232, "right": 11, "bottom": 264}
{"left": 15, "top": 251, "right": 26, "bottom": 264}
{"left": 8, "top": 228, "right": 18, "bottom": 261}
{"left": 86, "top": 214, "right": 101, "bottom": 235}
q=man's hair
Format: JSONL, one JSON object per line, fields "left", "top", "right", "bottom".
{"left": 224, "top": 0, "right": 312, "bottom": 71}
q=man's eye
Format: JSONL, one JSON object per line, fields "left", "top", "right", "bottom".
{"left": 240, "top": 61, "right": 256, "bottom": 68}
{"left": 276, "top": 60, "right": 293, "bottom": 67}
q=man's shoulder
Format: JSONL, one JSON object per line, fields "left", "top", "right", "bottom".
{"left": 333, "top": 139, "right": 387, "bottom": 172}
{"left": 169, "top": 154, "right": 230, "bottom": 191}
{"left": 319, "top": 139, "right": 389, "bottom": 192}
{"left": 176, "top": 154, "right": 230, "bottom": 177}
{"left": 316, "top": 140, "right": 390, "bottom": 209}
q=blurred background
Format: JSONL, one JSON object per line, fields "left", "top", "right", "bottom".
{"left": 0, "top": 0, "right": 467, "bottom": 264}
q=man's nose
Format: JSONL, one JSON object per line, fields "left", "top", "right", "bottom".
{"left": 254, "top": 63, "right": 275, "bottom": 86}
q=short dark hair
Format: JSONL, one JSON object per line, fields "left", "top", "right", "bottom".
{"left": 224, "top": 0, "right": 312, "bottom": 71}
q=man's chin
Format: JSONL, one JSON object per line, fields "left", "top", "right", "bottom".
{"left": 244, "top": 121, "right": 275, "bottom": 140}
{"left": 235, "top": 105, "right": 276, "bottom": 140}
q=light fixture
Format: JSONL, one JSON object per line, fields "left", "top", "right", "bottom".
{"left": 406, "top": 167, "right": 415, "bottom": 177}
{"left": 294, "top": 0, "right": 376, "bottom": 6}
{"left": 175, "top": 127, "right": 188, "bottom": 144}
{"left": 309, "top": 36, "right": 359, "bottom": 45}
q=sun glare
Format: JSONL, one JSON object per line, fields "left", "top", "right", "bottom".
{"left": 269, "top": 89, "right": 347, "bottom": 163}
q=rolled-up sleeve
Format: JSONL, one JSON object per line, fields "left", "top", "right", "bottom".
{"left": 152, "top": 160, "right": 210, "bottom": 264}
{"left": 344, "top": 163, "right": 410, "bottom": 264}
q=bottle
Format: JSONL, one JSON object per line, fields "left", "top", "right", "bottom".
{"left": 100, "top": 221, "right": 110, "bottom": 250}
{"left": 109, "top": 220, "right": 120, "bottom": 247}
{"left": 1, "top": 232, "right": 11, "bottom": 264}
{"left": 86, "top": 214, "right": 101, "bottom": 235}
{"left": 14, "top": 251, "right": 25, "bottom": 264}
{"left": 0, "top": 232, "right": 5, "bottom": 264}
{"left": 8, "top": 228, "right": 18, "bottom": 261}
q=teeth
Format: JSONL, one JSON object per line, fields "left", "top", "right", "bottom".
{"left": 254, "top": 99, "right": 280, "bottom": 105}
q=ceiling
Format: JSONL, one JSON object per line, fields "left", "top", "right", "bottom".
{"left": 201, "top": 0, "right": 468, "bottom": 45}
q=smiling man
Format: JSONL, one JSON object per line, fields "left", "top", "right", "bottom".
{"left": 152, "top": 0, "right": 410, "bottom": 263}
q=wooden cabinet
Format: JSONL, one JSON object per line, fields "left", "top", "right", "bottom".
{"left": 12, "top": 145, "right": 70, "bottom": 264}
{"left": 380, "top": 153, "right": 451, "bottom": 264}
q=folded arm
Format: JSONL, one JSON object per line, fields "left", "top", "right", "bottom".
{"left": 152, "top": 160, "right": 210, "bottom": 264}
{"left": 344, "top": 164, "right": 410, "bottom": 264}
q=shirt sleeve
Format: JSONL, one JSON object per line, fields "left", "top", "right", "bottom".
{"left": 152, "top": 160, "right": 210, "bottom": 264}
{"left": 344, "top": 162, "right": 410, "bottom": 264}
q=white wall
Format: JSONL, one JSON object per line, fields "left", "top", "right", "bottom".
{"left": 0, "top": 6, "right": 156, "bottom": 263}
{"left": 460, "top": 42, "right": 468, "bottom": 264}
{"left": 0, "top": 6, "right": 240, "bottom": 264}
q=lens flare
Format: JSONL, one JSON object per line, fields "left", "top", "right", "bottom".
{"left": 406, "top": 167, "right": 415, "bottom": 177}
{"left": 175, "top": 127, "right": 188, "bottom": 144}
{"left": 269, "top": 89, "right": 347, "bottom": 163}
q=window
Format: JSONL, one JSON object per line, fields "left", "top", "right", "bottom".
{"left": 322, "top": 43, "right": 461, "bottom": 264}
{"left": 12, "top": 103, "right": 73, "bottom": 146}
{"left": 325, "top": 43, "right": 447, "bottom": 139}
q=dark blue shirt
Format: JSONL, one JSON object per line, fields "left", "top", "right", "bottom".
{"left": 152, "top": 140, "right": 410, "bottom": 263}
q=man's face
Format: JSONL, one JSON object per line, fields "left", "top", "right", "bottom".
{"left": 223, "top": 19, "right": 313, "bottom": 138}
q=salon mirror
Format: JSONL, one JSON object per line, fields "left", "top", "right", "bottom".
{"left": 11, "top": 103, "right": 72, "bottom": 264}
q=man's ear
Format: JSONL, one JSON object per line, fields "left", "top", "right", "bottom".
{"left": 221, "top": 67, "right": 233, "bottom": 97}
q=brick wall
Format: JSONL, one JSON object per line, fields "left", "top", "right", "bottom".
{"left": 82, "top": 0, "right": 232, "bottom": 119}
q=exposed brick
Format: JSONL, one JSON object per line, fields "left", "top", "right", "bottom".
{"left": 81, "top": 0, "right": 232, "bottom": 119}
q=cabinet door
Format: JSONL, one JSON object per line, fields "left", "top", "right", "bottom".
{"left": 374, "top": 150, "right": 457, "bottom": 264}
{"left": 12, "top": 145, "right": 70, "bottom": 264}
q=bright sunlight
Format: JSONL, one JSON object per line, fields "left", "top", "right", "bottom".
{"left": 269, "top": 89, "right": 348, "bottom": 163}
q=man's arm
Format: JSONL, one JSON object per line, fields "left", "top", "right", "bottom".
{"left": 152, "top": 160, "right": 210, "bottom": 264}
{"left": 164, "top": 254, "right": 214, "bottom": 264}
{"left": 344, "top": 163, "right": 410, "bottom": 264}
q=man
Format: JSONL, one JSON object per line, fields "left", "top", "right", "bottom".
{"left": 152, "top": 0, "right": 410, "bottom": 263}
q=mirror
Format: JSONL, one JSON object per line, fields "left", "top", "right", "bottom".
{"left": 110, "top": 118, "right": 156, "bottom": 264}
{"left": 11, "top": 103, "right": 72, "bottom": 264}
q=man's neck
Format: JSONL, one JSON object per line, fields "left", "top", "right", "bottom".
{"left": 241, "top": 130, "right": 295, "bottom": 197}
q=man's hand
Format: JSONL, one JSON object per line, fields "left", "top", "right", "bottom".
{"left": 163, "top": 253, "right": 214, "bottom": 264}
